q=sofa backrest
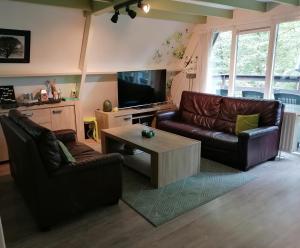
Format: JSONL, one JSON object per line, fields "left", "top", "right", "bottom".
{"left": 214, "top": 97, "right": 282, "bottom": 134}
{"left": 179, "top": 91, "right": 283, "bottom": 134}
{"left": 8, "top": 110, "right": 62, "bottom": 172}
{"left": 179, "top": 91, "right": 222, "bottom": 130}
{"left": 0, "top": 115, "right": 52, "bottom": 216}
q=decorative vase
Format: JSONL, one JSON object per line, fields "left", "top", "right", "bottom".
{"left": 103, "top": 100, "right": 112, "bottom": 112}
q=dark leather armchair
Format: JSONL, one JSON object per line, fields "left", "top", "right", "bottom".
{"left": 0, "top": 110, "right": 123, "bottom": 229}
{"left": 157, "top": 91, "right": 284, "bottom": 171}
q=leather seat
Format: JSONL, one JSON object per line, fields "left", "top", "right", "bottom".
{"left": 159, "top": 120, "right": 238, "bottom": 152}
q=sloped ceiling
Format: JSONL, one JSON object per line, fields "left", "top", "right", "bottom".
{"left": 9, "top": 0, "right": 300, "bottom": 23}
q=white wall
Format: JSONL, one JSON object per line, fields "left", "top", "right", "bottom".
{"left": 0, "top": 0, "right": 85, "bottom": 105}
{"left": 81, "top": 14, "right": 194, "bottom": 117}
{"left": 0, "top": 0, "right": 85, "bottom": 75}
{"left": 81, "top": 74, "right": 118, "bottom": 117}
{"left": 0, "top": 0, "right": 194, "bottom": 118}
{"left": 86, "top": 14, "right": 194, "bottom": 73}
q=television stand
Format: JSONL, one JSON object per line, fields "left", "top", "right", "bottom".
{"left": 95, "top": 102, "right": 176, "bottom": 131}
{"left": 133, "top": 104, "right": 154, "bottom": 110}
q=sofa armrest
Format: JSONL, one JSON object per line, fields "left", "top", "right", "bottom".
{"left": 238, "top": 126, "right": 279, "bottom": 140}
{"left": 53, "top": 129, "right": 77, "bottom": 143}
{"left": 39, "top": 152, "right": 123, "bottom": 226}
{"left": 238, "top": 126, "right": 280, "bottom": 171}
{"left": 156, "top": 110, "right": 179, "bottom": 123}
{"left": 54, "top": 153, "right": 123, "bottom": 176}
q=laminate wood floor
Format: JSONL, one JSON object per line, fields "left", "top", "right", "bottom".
{"left": 0, "top": 153, "right": 300, "bottom": 248}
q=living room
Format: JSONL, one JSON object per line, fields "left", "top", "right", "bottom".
{"left": 0, "top": 0, "right": 300, "bottom": 247}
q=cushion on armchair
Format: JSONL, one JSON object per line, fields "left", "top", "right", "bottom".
{"left": 58, "top": 140, "right": 76, "bottom": 164}
{"left": 235, "top": 114, "right": 259, "bottom": 135}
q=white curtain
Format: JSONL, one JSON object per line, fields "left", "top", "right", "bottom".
{"left": 171, "top": 30, "right": 213, "bottom": 106}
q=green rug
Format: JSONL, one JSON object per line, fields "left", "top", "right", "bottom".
{"left": 122, "top": 158, "right": 256, "bottom": 226}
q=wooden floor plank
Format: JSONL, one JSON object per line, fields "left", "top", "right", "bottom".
{"left": 0, "top": 153, "right": 300, "bottom": 248}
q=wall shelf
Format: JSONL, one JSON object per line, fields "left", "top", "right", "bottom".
{"left": 0, "top": 71, "right": 82, "bottom": 78}
{"left": 86, "top": 71, "right": 116, "bottom": 75}
{"left": 86, "top": 67, "right": 183, "bottom": 75}
{"left": 0, "top": 68, "right": 183, "bottom": 78}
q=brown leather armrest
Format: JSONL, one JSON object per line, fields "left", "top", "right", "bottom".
{"left": 238, "top": 126, "right": 279, "bottom": 140}
{"left": 156, "top": 110, "right": 179, "bottom": 123}
{"left": 54, "top": 153, "right": 123, "bottom": 176}
{"left": 53, "top": 129, "right": 77, "bottom": 143}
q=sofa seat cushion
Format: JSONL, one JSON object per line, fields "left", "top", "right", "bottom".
{"left": 158, "top": 120, "right": 238, "bottom": 151}
{"left": 209, "top": 132, "right": 238, "bottom": 152}
{"left": 65, "top": 142, "right": 102, "bottom": 163}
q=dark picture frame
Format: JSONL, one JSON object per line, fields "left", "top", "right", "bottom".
{"left": 0, "top": 28, "right": 31, "bottom": 63}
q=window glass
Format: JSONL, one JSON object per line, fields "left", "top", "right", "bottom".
{"left": 209, "top": 31, "right": 232, "bottom": 96}
{"left": 234, "top": 30, "right": 270, "bottom": 98}
{"left": 272, "top": 20, "right": 300, "bottom": 105}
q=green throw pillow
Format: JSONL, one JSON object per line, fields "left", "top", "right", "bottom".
{"left": 235, "top": 114, "right": 259, "bottom": 135}
{"left": 57, "top": 140, "right": 76, "bottom": 164}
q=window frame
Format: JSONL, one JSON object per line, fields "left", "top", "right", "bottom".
{"left": 209, "top": 16, "right": 300, "bottom": 99}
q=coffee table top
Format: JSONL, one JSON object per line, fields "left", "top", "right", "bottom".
{"left": 101, "top": 124, "right": 200, "bottom": 154}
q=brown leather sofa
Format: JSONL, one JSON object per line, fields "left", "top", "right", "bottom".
{"left": 157, "top": 91, "right": 284, "bottom": 171}
{"left": 0, "top": 110, "right": 123, "bottom": 229}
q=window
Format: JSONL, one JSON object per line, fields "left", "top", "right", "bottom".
{"left": 234, "top": 30, "right": 270, "bottom": 98}
{"left": 272, "top": 20, "right": 300, "bottom": 105}
{"left": 209, "top": 31, "right": 232, "bottom": 96}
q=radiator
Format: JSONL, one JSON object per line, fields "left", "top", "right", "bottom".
{"left": 279, "top": 112, "right": 298, "bottom": 152}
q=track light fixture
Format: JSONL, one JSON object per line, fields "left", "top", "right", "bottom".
{"left": 138, "top": 0, "right": 151, "bottom": 13}
{"left": 111, "top": 0, "right": 150, "bottom": 23}
{"left": 126, "top": 6, "right": 137, "bottom": 19}
{"left": 111, "top": 9, "right": 120, "bottom": 23}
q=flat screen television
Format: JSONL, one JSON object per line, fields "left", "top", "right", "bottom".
{"left": 117, "top": 69, "right": 166, "bottom": 108}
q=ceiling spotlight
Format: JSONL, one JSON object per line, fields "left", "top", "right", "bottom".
{"left": 111, "top": 10, "right": 119, "bottom": 23}
{"left": 138, "top": 0, "right": 151, "bottom": 14}
{"left": 126, "top": 6, "right": 137, "bottom": 19}
{"left": 142, "top": 3, "right": 150, "bottom": 13}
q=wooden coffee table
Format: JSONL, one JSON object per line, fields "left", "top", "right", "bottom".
{"left": 101, "top": 124, "right": 201, "bottom": 188}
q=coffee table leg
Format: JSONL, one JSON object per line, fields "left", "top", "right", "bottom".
{"left": 101, "top": 132, "right": 108, "bottom": 154}
{"left": 150, "top": 153, "right": 159, "bottom": 188}
{"left": 101, "top": 133, "right": 116, "bottom": 154}
{"left": 101, "top": 133, "right": 125, "bottom": 154}
{"left": 150, "top": 143, "right": 201, "bottom": 188}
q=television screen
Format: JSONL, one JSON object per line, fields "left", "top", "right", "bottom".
{"left": 117, "top": 69, "right": 166, "bottom": 108}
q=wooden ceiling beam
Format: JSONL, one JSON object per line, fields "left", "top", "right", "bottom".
{"left": 270, "top": 0, "right": 299, "bottom": 5}
{"left": 150, "top": 0, "right": 233, "bottom": 19}
{"left": 119, "top": 8, "right": 207, "bottom": 23}
{"left": 92, "top": 0, "right": 131, "bottom": 14}
{"left": 9, "top": 0, "right": 92, "bottom": 10}
{"left": 189, "top": 0, "right": 267, "bottom": 12}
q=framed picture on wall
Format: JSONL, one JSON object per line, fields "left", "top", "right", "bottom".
{"left": 0, "top": 28, "right": 31, "bottom": 63}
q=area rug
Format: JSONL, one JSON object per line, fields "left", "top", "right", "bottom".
{"left": 122, "top": 158, "right": 256, "bottom": 226}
